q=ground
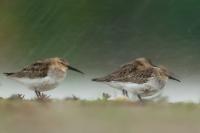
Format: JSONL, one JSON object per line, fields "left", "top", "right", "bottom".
{"left": 0, "top": 99, "right": 199, "bottom": 133}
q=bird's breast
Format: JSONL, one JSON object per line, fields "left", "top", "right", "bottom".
{"left": 47, "top": 68, "right": 67, "bottom": 82}
{"left": 146, "top": 77, "right": 167, "bottom": 90}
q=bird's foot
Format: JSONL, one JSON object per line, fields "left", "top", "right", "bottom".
{"left": 136, "top": 94, "right": 146, "bottom": 105}
{"left": 35, "top": 91, "right": 50, "bottom": 101}
{"left": 38, "top": 93, "right": 50, "bottom": 101}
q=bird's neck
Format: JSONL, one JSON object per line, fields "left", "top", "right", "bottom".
{"left": 48, "top": 65, "right": 67, "bottom": 81}
{"left": 154, "top": 68, "right": 169, "bottom": 82}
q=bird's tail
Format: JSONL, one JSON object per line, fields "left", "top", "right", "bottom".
{"left": 3, "top": 72, "right": 14, "bottom": 76}
{"left": 92, "top": 77, "right": 107, "bottom": 82}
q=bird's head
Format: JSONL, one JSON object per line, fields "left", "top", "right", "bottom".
{"left": 158, "top": 65, "right": 181, "bottom": 82}
{"left": 134, "top": 58, "right": 181, "bottom": 82}
{"left": 54, "top": 57, "right": 84, "bottom": 74}
{"left": 134, "top": 57, "right": 154, "bottom": 70}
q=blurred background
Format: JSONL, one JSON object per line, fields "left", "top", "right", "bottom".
{"left": 0, "top": 0, "right": 200, "bottom": 102}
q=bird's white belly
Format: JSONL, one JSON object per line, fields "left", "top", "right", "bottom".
{"left": 107, "top": 78, "right": 166, "bottom": 98}
{"left": 11, "top": 75, "right": 65, "bottom": 92}
{"left": 107, "top": 81, "right": 144, "bottom": 91}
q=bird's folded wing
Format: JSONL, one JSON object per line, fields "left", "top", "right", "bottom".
{"left": 9, "top": 60, "right": 50, "bottom": 79}
{"left": 96, "top": 63, "right": 154, "bottom": 84}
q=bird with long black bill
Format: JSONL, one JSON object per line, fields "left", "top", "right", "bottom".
{"left": 4, "top": 57, "right": 84, "bottom": 98}
{"left": 92, "top": 57, "right": 180, "bottom": 101}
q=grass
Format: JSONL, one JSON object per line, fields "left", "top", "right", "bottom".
{"left": 0, "top": 97, "right": 199, "bottom": 133}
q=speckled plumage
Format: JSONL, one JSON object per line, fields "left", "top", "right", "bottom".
{"left": 4, "top": 57, "right": 83, "bottom": 98}
{"left": 92, "top": 57, "right": 180, "bottom": 101}
{"left": 5, "top": 60, "right": 50, "bottom": 79}
{"left": 93, "top": 58, "right": 155, "bottom": 84}
{"left": 94, "top": 65, "right": 154, "bottom": 84}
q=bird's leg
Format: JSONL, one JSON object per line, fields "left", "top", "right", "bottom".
{"left": 122, "top": 89, "right": 129, "bottom": 97}
{"left": 137, "top": 94, "right": 143, "bottom": 102}
{"left": 38, "top": 91, "right": 41, "bottom": 97}
{"left": 35, "top": 90, "right": 41, "bottom": 98}
{"left": 122, "top": 89, "right": 125, "bottom": 96}
{"left": 35, "top": 90, "right": 38, "bottom": 97}
{"left": 125, "top": 90, "right": 129, "bottom": 97}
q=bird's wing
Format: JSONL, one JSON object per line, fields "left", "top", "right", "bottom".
{"left": 6, "top": 60, "right": 50, "bottom": 79}
{"left": 93, "top": 62, "right": 154, "bottom": 84}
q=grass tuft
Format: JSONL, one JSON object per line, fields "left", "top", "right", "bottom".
{"left": 65, "top": 95, "right": 80, "bottom": 101}
{"left": 8, "top": 94, "right": 25, "bottom": 100}
{"left": 102, "top": 92, "right": 111, "bottom": 100}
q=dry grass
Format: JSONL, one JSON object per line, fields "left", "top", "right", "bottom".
{"left": 0, "top": 98, "right": 199, "bottom": 133}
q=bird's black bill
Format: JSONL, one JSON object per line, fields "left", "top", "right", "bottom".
{"left": 169, "top": 76, "right": 181, "bottom": 82}
{"left": 68, "top": 65, "right": 84, "bottom": 74}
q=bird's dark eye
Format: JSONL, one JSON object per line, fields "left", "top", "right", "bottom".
{"left": 60, "top": 58, "right": 65, "bottom": 62}
{"left": 137, "top": 62, "right": 143, "bottom": 66}
{"left": 60, "top": 61, "right": 66, "bottom": 66}
{"left": 59, "top": 58, "right": 67, "bottom": 65}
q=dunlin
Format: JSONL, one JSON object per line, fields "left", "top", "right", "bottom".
{"left": 4, "top": 57, "right": 84, "bottom": 98}
{"left": 92, "top": 58, "right": 180, "bottom": 101}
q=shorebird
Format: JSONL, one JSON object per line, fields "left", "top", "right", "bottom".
{"left": 92, "top": 57, "right": 180, "bottom": 101}
{"left": 4, "top": 57, "right": 84, "bottom": 98}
